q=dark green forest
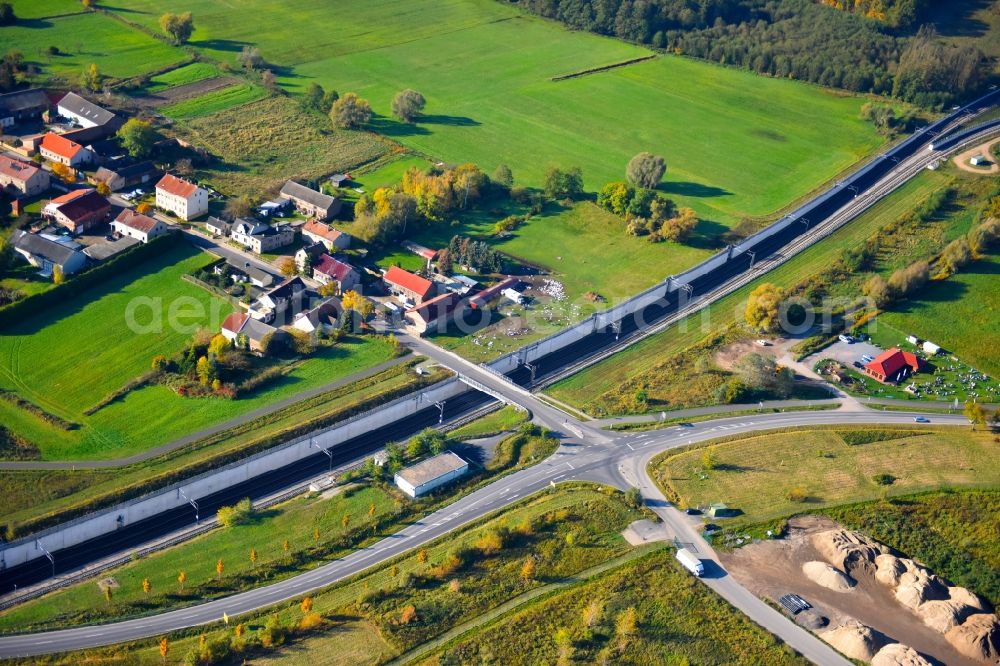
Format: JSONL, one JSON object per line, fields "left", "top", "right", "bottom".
{"left": 509, "top": 0, "right": 989, "bottom": 107}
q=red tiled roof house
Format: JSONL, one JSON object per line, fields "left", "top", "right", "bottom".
{"left": 383, "top": 266, "right": 435, "bottom": 305}
{"left": 155, "top": 174, "right": 208, "bottom": 221}
{"left": 111, "top": 209, "right": 168, "bottom": 243}
{"left": 864, "top": 348, "right": 922, "bottom": 384}
{"left": 313, "top": 254, "right": 359, "bottom": 294}
{"left": 39, "top": 132, "right": 92, "bottom": 167}
{"left": 0, "top": 155, "right": 50, "bottom": 197}
{"left": 405, "top": 292, "right": 466, "bottom": 335}
{"left": 302, "top": 219, "right": 351, "bottom": 251}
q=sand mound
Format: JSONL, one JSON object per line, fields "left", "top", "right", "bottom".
{"left": 917, "top": 599, "right": 977, "bottom": 634}
{"left": 894, "top": 568, "right": 949, "bottom": 610}
{"left": 803, "top": 560, "right": 856, "bottom": 592}
{"left": 812, "top": 528, "right": 886, "bottom": 576}
{"left": 874, "top": 554, "right": 908, "bottom": 587}
{"left": 821, "top": 619, "right": 890, "bottom": 661}
{"left": 871, "top": 643, "right": 933, "bottom": 666}
{"left": 945, "top": 613, "right": 1000, "bottom": 662}
{"left": 947, "top": 586, "right": 986, "bottom": 612}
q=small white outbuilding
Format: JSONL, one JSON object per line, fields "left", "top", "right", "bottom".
{"left": 922, "top": 340, "right": 941, "bottom": 355}
{"left": 394, "top": 451, "right": 469, "bottom": 498}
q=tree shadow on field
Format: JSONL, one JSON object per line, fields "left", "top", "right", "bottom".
{"left": 420, "top": 114, "right": 481, "bottom": 127}
{"left": 658, "top": 181, "right": 732, "bottom": 199}
{"left": 15, "top": 18, "right": 54, "bottom": 29}
{"left": 100, "top": 5, "right": 153, "bottom": 14}
{"left": 192, "top": 38, "right": 253, "bottom": 53}
{"left": 686, "top": 218, "right": 729, "bottom": 250}
{"left": 368, "top": 113, "right": 481, "bottom": 138}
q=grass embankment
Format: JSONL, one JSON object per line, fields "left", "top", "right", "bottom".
{"left": 0, "top": 239, "right": 403, "bottom": 462}
{"left": 7, "top": 486, "right": 649, "bottom": 665}
{"left": 547, "top": 166, "right": 998, "bottom": 415}
{"left": 416, "top": 548, "right": 806, "bottom": 666}
{"left": 821, "top": 490, "right": 1000, "bottom": 609}
{"left": 140, "top": 62, "right": 220, "bottom": 94}
{"left": 4, "top": 1, "right": 186, "bottom": 82}
{"left": 0, "top": 419, "right": 556, "bottom": 631}
{"left": 654, "top": 427, "right": 1000, "bottom": 524}
{"left": 447, "top": 405, "right": 528, "bottom": 440}
{"left": 0, "top": 363, "right": 445, "bottom": 538}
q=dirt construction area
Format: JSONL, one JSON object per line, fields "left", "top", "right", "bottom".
{"left": 720, "top": 516, "right": 1000, "bottom": 665}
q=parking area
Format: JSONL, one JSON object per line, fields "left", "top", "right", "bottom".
{"left": 805, "top": 338, "right": 883, "bottom": 370}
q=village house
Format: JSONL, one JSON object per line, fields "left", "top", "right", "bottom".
{"left": 292, "top": 298, "right": 341, "bottom": 335}
{"left": 230, "top": 218, "right": 294, "bottom": 254}
{"left": 405, "top": 291, "right": 466, "bottom": 335}
{"left": 0, "top": 88, "right": 50, "bottom": 128}
{"left": 111, "top": 209, "right": 168, "bottom": 243}
{"left": 279, "top": 180, "right": 341, "bottom": 220}
{"left": 864, "top": 348, "right": 923, "bottom": 384}
{"left": 56, "top": 92, "right": 122, "bottom": 134}
{"left": 295, "top": 242, "right": 326, "bottom": 272}
{"left": 43, "top": 188, "right": 111, "bottom": 234}
{"left": 205, "top": 216, "right": 232, "bottom": 237}
{"left": 312, "top": 254, "right": 359, "bottom": 293}
{"left": 155, "top": 174, "right": 208, "bottom": 220}
{"left": 383, "top": 265, "right": 435, "bottom": 305}
{"left": 220, "top": 312, "right": 281, "bottom": 354}
{"left": 10, "top": 229, "right": 88, "bottom": 278}
{"left": 91, "top": 160, "right": 160, "bottom": 192}
{"left": 0, "top": 155, "right": 50, "bottom": 197}
{"left": 301, "top": 219, "right": 351, "bottom": 251}
{"left": 39, "top": 132, "right": 92, "bottom": 167}
{"left": 248, "top": 276, "right": 308, "bottom": 323}
{"left": 214, "top": 258, "right": 274, "bottom": 289}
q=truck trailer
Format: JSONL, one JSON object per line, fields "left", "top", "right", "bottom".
{"left": 676, "top": 548, "right": 704, "bottom": 577}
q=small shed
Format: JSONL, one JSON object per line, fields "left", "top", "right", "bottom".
{"left": 922, "top": 340, "right": 941, "bottom": 355}
{"left": 906, "top": 335, "right": 919, "bottom": 346}
{"left": 394, "top": 451, "right": 469, "bottom": 498}
{"left": 707, "top": 503, "right": 739, "bottom": 518}
{"left": 970, "top": 155, "right": 987, "bottom": 167}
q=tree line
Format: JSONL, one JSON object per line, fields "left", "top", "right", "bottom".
{"left": 510, "top": 0, "right": 987, "bottom": 107}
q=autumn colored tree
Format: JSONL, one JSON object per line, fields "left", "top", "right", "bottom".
{"left": 249, "top": 548, "right": 258, "bottom": 567}
{"left": 234, "top": 623, "right": 245, "bottom": 637}
{"left": 51, "top": 264, "right": 64, "bottom": 285}
{"left": 341, "top": 513, "right": 350, "bottom": 529}
{"left": 142, "top": 578, "right": 151, "bottom": 595}
{"left": 745, "top": 283, "right": 784, "bottom": 332}
{"left": 283, "top": 539, "right": 290, "bottom": 558}
{"left": 301, "top": 596, "right": 313, "bottom": 614}
{"left": 96, "top": 181, "right": 111, "bottom": 196}
{"left": 582, "top": 599, "right": 603, "bottom": 628}
{"left": 103, "top": 585, "right": 113, "bottom": 604}
{"left": 615, "top": 606, "right": 638, "bottom": 648}
{"left": 520, "top": 556, "right": 536, "bottom": 582}
{"left": 416, "top": 549, "right": 428, "bottom": 564}
{"left": 399, "top": 605, "right": 417, "bottom": 625}
{"left": 341, "top": 290, "right": 373, "bottom": 319}
{"left": 177, "top": 570, "right": 186, "bottom": 592}
{"left": 659, "top": 207, "right": 698, "bottom": 243}
{"left": 81, "top": 62, "right": 101, "bottom": 92}
{"left": 159, "top": 637, "right": 168, "bottom": 664}
{"left": 390, "top": 565, "right": 399, "bottom": 578}
{"left": 208, "top": 334, "right": 231, "bottom": 356}
{"left": 368, "top": 504, "right": 376, "bottom": 518}
{"left": 313, "top": 527, "right": 320, "bottom": 544}
{"left": 278, "top": 256, "right": 297, "bottom": 277}
{"left": 159, "top": 12, "right": 194, "bottom": 44}
{"left": 330, "top": 92, "right": 371, "bottom": 129}
{"left": 216, "top": 558, "right": 224, "bottom": 580}
{"left": 136, "top": 202, "right": 152, "bottom": 215}
{"left": 964, "top": 401, "right": 987, "bottom": 430}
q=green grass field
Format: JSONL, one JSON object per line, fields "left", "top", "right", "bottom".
{"left": 656, "top": 428, "right": 1000, "bottom": 523}
{"left": 159, "top": 83, "right": 268, "bottom": 119}
{"left": 0, "top": 242, "right": 400, "bottom": 461}
{"left": 106, "top": 0, "right": 884, "bottom": 229}
{"left": 546, "top": 166, "right": 997, "bottom": 412}
{"left": 141, "top": 62, "right": 220, "bottom": 93}
{"left": 5, "top": 6, "right": 186, "bottom": 82}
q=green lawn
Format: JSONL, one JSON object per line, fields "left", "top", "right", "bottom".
{"left": 106, "top": 0, "right": 884, "bottom": 229}
{"left": 5, "top": 9, "right": 186, "bottom": 82}
{"left": 655, "top": 428, "right": 1000, "bottom": 523}
{"left": 159, "top": 83, "right": 268, "bottom": 119}
{"left": 0, "top": 242, "right": 400, "bottom": 461}
{"left": 546, "top": 166, "right": 997, "bottom": 412}
{"left": 141, "top": 62, "right": 220, "bottom": 93}
{"left": 6, "top": 0, "right": 81, "bottom": 20}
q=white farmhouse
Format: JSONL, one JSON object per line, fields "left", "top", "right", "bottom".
{"left": 155, "top": 174, "right": 208, "bottom": 221}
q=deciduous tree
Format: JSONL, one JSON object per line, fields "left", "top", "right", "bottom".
{"left": 520, "top": 556, "right": 536, "bottom": 582}
{"left": 330, "top": 92, "right": 371, "bottom": 129}
{"left": 493, "top": 164, "right": 513, "bottom": 189}
{"left": 626, "top": 152, "right": 666, "bottom": 188}
{"left": 543, "top": 166, "right": 583, "bottom": 200}
{"left": 391, "top": 89, "right": 425, "bottom": 122}
{"left": 301, "top": 596, "right": 313, "bottom": 614}
{"left": 117, "top": 118, "right": 160, "bottom": 158}
{"left": 142, "top": 578, "right": 151, "bottom": 595}
{"left": 216, "top": 558, "right": 224, "bottom": 580}
{"left": 81, "top": 63, "right": 101, "bottom": 92}
{"left": 177, "top": 570, "right": 186, "bottom": 592}
{"left": 745, "top": 283, "right": 783, "bottom": 332}
{"left": 159, "top": 12, "right": 194, "bottom": 44}
{"left": 278, "top": 256, "right": 297, "bottom": 277}
{"left": 964, "top": 401, "right": 987, "bottom": 430}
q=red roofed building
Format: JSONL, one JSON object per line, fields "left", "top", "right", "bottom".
{"left": 112, "top": 209, "right": 168, "bottom": 243}
{"left": 864, "top": 347, "right": 922, "bottom": 384}
{"left": 313, "top": 254, "right": 359, "bottom": 293}
{"left": 43, "top": 188, "right": 110, "bottom": 233}
{"left": 0, "top": 155, "right": 50, "bottom": 196}
{"left": 384, "top": 265, "right": 435, "bottom": 304}
{"left": 155, "top": 174, "right": 208, "bottom": 220}
{"left": 302, "top": 219, "right": 351, "bottom": 251}
{"left": 469, "top": 277, "right": 519, "bottom": 310}
{"left": 39, "top": 132, "right": 92, "bottom": 167}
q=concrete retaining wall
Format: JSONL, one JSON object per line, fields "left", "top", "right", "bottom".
{"left": 0, "top": 379, "right": 466, "bottom": 570}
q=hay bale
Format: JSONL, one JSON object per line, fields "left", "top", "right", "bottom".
{"left": 821, "top": 619, "right": 890, "bottom": 661}
{"left": 802, "top": 560, "right": 856, "bottom": 592}
{"left": 871, "top": 643, "right": 933, "bottom": 666}
{"left": 945, "top": 613, "right": 1000, "bottom": 662}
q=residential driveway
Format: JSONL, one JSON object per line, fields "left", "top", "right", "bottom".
{"left": 804, "top": 339, "right": 883, "bottom": 370}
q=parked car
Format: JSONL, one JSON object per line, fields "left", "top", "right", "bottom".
{"left": 684, "top": 508, "right": 701, "bottom": 515}
{"left": 838, "top": 334, "right": 854, "bottom": 343}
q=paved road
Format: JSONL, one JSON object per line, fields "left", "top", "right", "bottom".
{"left": 0, "top": 408, "right": 969, "bottom": 661}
